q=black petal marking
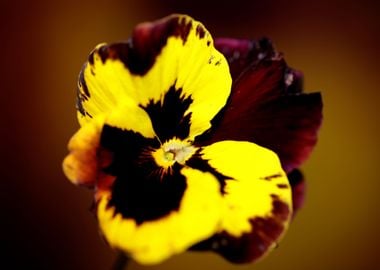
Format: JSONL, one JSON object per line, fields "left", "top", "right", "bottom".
{"left": 186, "top": 149, "right": 232, "bottom": 194}
{"left": 142, "top": 85, "right": 193, "bottom": 142}
{"left": 95, "top": 16, "right": 193, "bottom": 76}
{"left": 196, "top": 24, "right": 206, "bottom": 39}
{"left": 76, "top": 65, "right": 92, "bottom": 117}
{"left": 277, "top": 184, "right": 288, "bottom": 189}
{"left": 78, "top": 67, "right": 90, "bottom": 97}
{"left": 190, "top": 197, "right": 290, "bottom": 263}
{"left": 76, "top": 93, "right": 90, "bottom": 118}
{"left": 100, "top": 125, "right": 187, "bottom": 224}
{"left": 88, "top": 49, "right": 96, "bottom": 65}
{"left": 260, "top": 173, "right": 283, "bottom": 181}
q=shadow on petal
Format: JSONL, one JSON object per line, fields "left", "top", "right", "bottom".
{"left": 190, "top": 196, "right": 291, "bottom": 263}
{"left": 288, "top": 169, "right": 306, "bottom": 217}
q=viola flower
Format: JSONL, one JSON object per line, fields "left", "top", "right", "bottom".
{"left": 63, "top": 14, "right": 322, "bottom": 265}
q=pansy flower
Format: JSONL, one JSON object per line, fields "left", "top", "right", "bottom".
{"left": 63, "top": 14, "right": 322, "bottom": 265}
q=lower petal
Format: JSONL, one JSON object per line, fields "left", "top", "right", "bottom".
{"left": 96, "top": 167, "right": 223, "bottom": 265}
{"left": 192, "top": 140, "right": 292, "bottom": 263}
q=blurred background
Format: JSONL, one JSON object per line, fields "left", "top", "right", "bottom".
{"left": 1, "top": 0, "right": 379, "bottom": 269}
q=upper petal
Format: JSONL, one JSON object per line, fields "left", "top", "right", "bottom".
{"left": 215, "top": 37, "right": 277, "bottom": 80}
{"left": 197, "top": 58, "right": 323, "bottom": 172}
{"left": 215, "top": 37, "right": 304, "bottom": 94}
{"left": 77, "top": 14, "right": 231, "bottom": 140}
{"left": 188, "top": 140, "right": 292, "bottom": 263}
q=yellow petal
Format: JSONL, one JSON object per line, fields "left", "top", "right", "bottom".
{"left": 105, "top": 98, "right": 156, "bottom": 139}
{"left": 77, "top": 14, "right": 231, "bottom": 140}
{"left": 97, "top": 167, "right": 223, "bottom": 265}
{"left": 197, "top": 140, "right": 292, "bottom": 261}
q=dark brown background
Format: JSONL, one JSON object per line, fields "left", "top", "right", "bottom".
{"left": 1, "top": 0, "right": 379, "bottom": 269}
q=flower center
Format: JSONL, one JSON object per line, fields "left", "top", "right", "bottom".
{"left": 153, "top": 138, "right": 196, "bottom": 168}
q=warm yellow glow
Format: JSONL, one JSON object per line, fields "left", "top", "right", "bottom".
{"left": 201, "top": 141, "right": 292, "bottom": 237}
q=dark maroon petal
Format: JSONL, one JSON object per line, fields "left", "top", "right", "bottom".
{"left": 215, "top": 37, "right": 304, "bottom": 94}
{"left": 252, "top": 93, "right": 322, "bottom": 172}
{"left": 288, "top": 169, "right": 306, "bottom": 216}
{"left": 190, "top": 196, "right": 290, "bottom": 263}
{"left": 197, "top": 58, "right": 322, "bottom": 172}
{"left": 215, "top": 37, "right": 277, "bottom": 80}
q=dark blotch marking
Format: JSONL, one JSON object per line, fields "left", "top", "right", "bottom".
{"left": 76, "top": 94, "right": 87, "bottom": 117}
{"left": 177, "top": 16, "right": 192, "bottom": 44}
{"left": 277, "top": 184, "right": 288, "bottom": 189}
{"left": 88, "top": 50, "right": 95, "bottom": 65}
{"left": 78, "top": 67, "right": 90, "bottom": 97}
{"left": 100, "top": 125, "right": 159, "bottom": 175}
{"left": 191, "top": 197, "right": 290, "bottom": 263}
{"left": 186, "top": 150, "right": 232, "bottom": 194}
{"left": 76, "top": 66, "right": 92, "bottom": 117}
{"left": 142, "top": 85, "right": 193, "bottom": 142}
{"left": 260, "top": 173, "right": 282, "bottom": 181}
{"left": 270, "top": 194, "right": 279, "bottom": 199}
{"left": 207, "top": 40, "right": 211, "bottom": 47}
{"left": 95, "top": 16, "right": 193, "bottom": 76}
{"left": 76, "top": 63, "right": 93, "bottom": 117}
{"left": 100, "top": 125, "right": 187, "bottom": 224}
{"left": 196, "top": 24, "right": 206, "bottom": 39}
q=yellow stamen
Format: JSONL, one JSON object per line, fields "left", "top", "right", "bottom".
{"left": 152, "top": 138, "right": 196, "bottom": 168}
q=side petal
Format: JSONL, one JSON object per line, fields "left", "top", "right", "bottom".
{"left": 64, "top": 98, "right": 156, "bottom": 188}
{"left": 77, "top": 14, "right": 231, "bottom": 141}
{"left": 250, "top": 93, "right": 323, "bottom": 172}
{"left": 62, "top": 117, "right": 107, "bottom": 187}
{"left": 96, "top": 167, "right": 223, "bottom": 265}
{"left": 189, "top": 141, "right": 292, "bottom": 263}
{"left": 197, "top": 58, "right": 323, "bottom": 172}
{"left": 215, "top": 37, "right": 277, "bottom": 80}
